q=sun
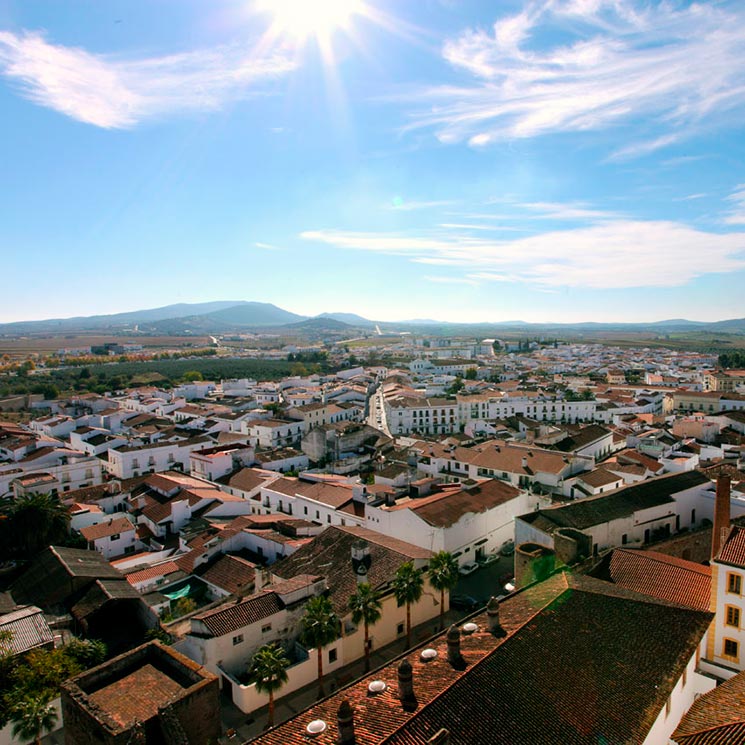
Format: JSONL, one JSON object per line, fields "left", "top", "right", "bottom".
{"left": 256, "top": 0, "right": 365, "bottom": 43}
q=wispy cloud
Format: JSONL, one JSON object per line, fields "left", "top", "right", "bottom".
{"left": 254, "top": 241, "right": 283, "bottom": 251}
{"left": 409, "top": 1, "right": 745, "bottom": 155}
{"left": 301, "top": 221, "right": 745, "bottom": 289}
{"left": 517, "top": 201, "right": 620, "bottom": 221}
{"left": 386, "top": 199, "right": 456, "bottom": 211}
{"left": 0, "top": 30, "right": 296, "bottom": 128}
{"left": 673, "top": 194, "right": 707, "bottom": 202}
{"left": 424, "top": 275, "right": 478, "bottom": 286}
{"left": 724, "top": 184, "right": 745, "bottom": 226}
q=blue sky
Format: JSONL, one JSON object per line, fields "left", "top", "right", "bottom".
{"left": 1, "top": 0, "right": 745, "bottom": 324}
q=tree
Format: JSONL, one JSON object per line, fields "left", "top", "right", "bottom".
{"left": 248, "top": 644, "right": 289, "bottom": 727}
{"left": 427, "top": 551, "right": 459, "bottom": 631}
{"left": 0, "top": 492, "right": 70, "bottom": 559}
{"left": 465, "top": 367, "right": 477, "bottom": 380}
{"left": 182, "top": 370, "right": 203, "bottom": 382}
{"left": 301, "top": 596, "right": 339, "bottom": 698}
{"left": 348, "top": 583, "right": 382, "bottom": 672}
{"left": 391, "top": 562, "right": 424, "bottom": 649}
{"left": 64, "top": 638, "right": 107, "bottom": 668}
{"left": 10, "top": 694, "right": 58, "bottom": 745}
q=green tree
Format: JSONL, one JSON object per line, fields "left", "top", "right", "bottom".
{"left": 465, "top": 367, "right": 477, "bottom": 380}
{"left": 10, "top": 694, "right": 58, "bottom": 745}
{"left": 301, "top": 596, "right": 339, "bottom": 698}
{"left": 0, "top": 492, "right": 70, "bottom": 559}
{"left": 348, "top": 583, "right": 382, "bottom": 672}
{"left": 248, "top": 644, "right": 290, "bottom": 727}
{"left": 182, "top": 370, "right": 204, "bottom": 382}
{"left": 172, "top": 597, "right": 197, "bottom": 618}
{"left": 64, "top": 638, "right": 107, "bottom": 668}
{"left": 391, "top": 562, "right": 424, "bottom": 648}
{"left": 427, "top": 551, "right": 459, "bottom": 631}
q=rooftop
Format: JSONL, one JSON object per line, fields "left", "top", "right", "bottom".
{"left": 253, "top": 572, "right": 712, "bottom": 745}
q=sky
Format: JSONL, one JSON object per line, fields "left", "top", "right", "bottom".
{"left": 1, "top": 0, "right": 745, "bottom": 324}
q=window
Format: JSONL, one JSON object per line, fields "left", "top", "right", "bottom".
{"left": 726, "top": 605, "right": 741, "bottom": 628}
{"left": 110, "top": 533, "right": 120, "bottom": 541}
{"left": 232, "top": 635, "right": 243, "bottom": 646}
{"left": 621, "top": 534, "right": 628, "bottom": 545}
{"left": 261, "top": 623, "right": 272, "bottom": 633}
{"left": 328, "top": 648, "right": 337, "bottom": 664}
{"left": 304, "top": 506, "right": 308, "bottom": 515}
{"left": 397, "top": 622, "right": 405, "bottom": 636}
{"left": 728, "top": 573, "right": 742, "bottom": 595}
{"left": 724, "top": 638, "right": 739, "bottom": 660}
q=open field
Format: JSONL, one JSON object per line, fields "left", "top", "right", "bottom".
{"left": 0, "top": 334, "right": 213, "bottom": 358}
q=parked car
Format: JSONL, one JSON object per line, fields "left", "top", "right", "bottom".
{"left": 449, "top": 594, "right": 481, "bottom": 611}
{"left": 499, "top": 540, "right": 515, "bottom": 556}
{"left": 459, "top": 561, "right": 479, "bottom": 576}
{"left": 480, "top": 552, "right": 500, "bottom": 565}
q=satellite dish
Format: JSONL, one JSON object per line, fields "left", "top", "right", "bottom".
{"left": 306, "top": 720, "right": 327, "bottom": 735}
{"left": 420, "top": 648, "right": 438, "bottom": 662}
{"left": 368, "top": 680, "right": 387, "bottom": 694}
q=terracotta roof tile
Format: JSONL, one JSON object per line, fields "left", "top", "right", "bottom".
{"left": 674, "top": 671, "right": 745, "bottom": 744}
{"left": 254, "top": 573, "right": 712, "bottom": 745}
{"left": 593, "top": 548, "right": 711, "bottom": 612}
{"left": 80, "top": 516, "right": 135, "bottom": 542}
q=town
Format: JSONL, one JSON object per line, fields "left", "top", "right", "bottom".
{"left": 2, "top": 331, "right": 745, "bottom": 744}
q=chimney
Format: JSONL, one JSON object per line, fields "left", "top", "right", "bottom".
{"left": 521, "top": 456, "right": 528, "bottom": 469}
{"left": 712, "top": 474, "right": 732, "bottom": 560}
{"left": 351, "top": 540, "right": 371, "bottom": 585}
{"left": 337, "top": 700, "right": 355, "bottom": 745}
{"left": 427, "top": 731, "right": 451, "bottom": 745}
{"left": 397, "top": 660, "right": 417, "bottom": 712}
{"left": 487, "top": 597, "right": 503, "bottom": 636}
{"left": 446, "top": 625, "right": 465, "bottom": 670}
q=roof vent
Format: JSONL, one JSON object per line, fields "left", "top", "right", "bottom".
{"left": 368, "top": 680, "right": 387, "bottom": 694}
{"left": 462, "top": 622, "right": 478, "bottom": 635}
{"left": 420, "top": 648, "right": 438, "bottom": 662}
{"left": 306, "top": 720, "right": 327, "bottom": 735}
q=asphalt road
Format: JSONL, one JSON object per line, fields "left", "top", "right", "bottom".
{"left": 453, "top": 554, "right": 516, "bottom": 606}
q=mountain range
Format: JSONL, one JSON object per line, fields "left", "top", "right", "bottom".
{"left": 1, "top": 301, "right": 744, "bottom": 336}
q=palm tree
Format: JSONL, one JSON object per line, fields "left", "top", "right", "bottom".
{"left": 10, "top": 695, "right": 58, "bottom": 745}
{"left": 301, "top": 595, "right": 339, "bottom": 698}
{"left": 349, "top": 583, "right": 382, "bottom": 672}
{"left": 248, "top": 644, "right": 290, "bottom": 727}
{"left": 427, "top": 551, "right": 459, "bottom": 631}
{"left": 392, "top": 562, "right": 424, "bottom": 649}
{"left": 3, "top": 492, "right": 70, "bottom": 558}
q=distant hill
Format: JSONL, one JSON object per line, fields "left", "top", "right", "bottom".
{"left": 0, "top": 301, "right": 247, "bottom": 334}
{"left": 2, "top": 300, "right": 744, "bottom": 337}
{"left": 285, "top": 318, "right": 353, "bottom": 331}
{"left": 316, "top": 312, "right": 373, "bottom": 326}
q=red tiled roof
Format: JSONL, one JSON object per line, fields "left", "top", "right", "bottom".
{"left": 198, "top": 555, "right": 255, "bottom": 595}
{"left": 80, "top": 516, "right": 135, "bottom": 542}
{"left": 604, "top": 548, "right": 711, "bottom": 612}
{"left": 717, "top": 526, "right": 745, "bottom": 567}
{"left": 193, "top": 591, "right": 284, "bottom": 636}
{"left": 674, "top": 670, "right": 745, "bottom": 744}
{"left": 255, "top": 573, "right": 712, "bottom": 745}
{"left": 125, "top": 561, "right": 182, "bottom": 586}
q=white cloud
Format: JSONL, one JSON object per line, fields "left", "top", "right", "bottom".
{"left": 409, "top": 1, "right": 745, "bottom": 154}
{"left": 0, "top": 30, "right": 296, "bottom": 128}
{"left": 724, "top": 184, "right": 745, "bottom": 226}
{"left": 254, "top": 241, "right": 283, "bottom": 250}
{"left": 301, "top": 220, "right": 745, "bottom": 289}
{"left": 386, "top": 199, "right": 456, "bottom": 211}
{"left": 424, "top": 275, "right": 478, "bottom": 286}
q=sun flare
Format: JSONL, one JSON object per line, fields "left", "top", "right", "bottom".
{"left": 257, "top": 0, "right": 365, "bottom": 42}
